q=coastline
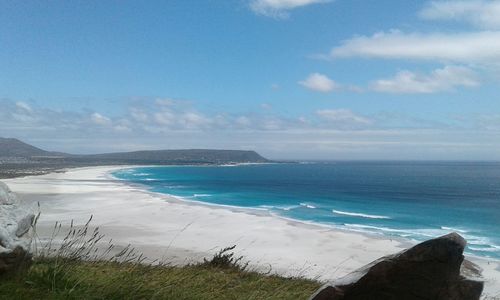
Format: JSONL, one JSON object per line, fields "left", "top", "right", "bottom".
{"left": 4, "top": 165, "right": 500, "bottom": 296}
{"left": 107, "top": 166, "right": 417, "bottom": 248}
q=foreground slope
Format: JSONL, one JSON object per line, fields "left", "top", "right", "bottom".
{"left": 0, "top": 259, "right": 319, "bottom": 300}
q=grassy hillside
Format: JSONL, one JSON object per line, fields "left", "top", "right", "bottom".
{"left": 0, "top": 219, "right": 319, "bottom": 299}
{"left": 0, "top": 258, "right": 320, "bottom": 300}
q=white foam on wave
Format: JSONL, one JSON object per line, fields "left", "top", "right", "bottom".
{"left": 440, "top": 226, "right": 468, "bottom": 233}
{"left": 164, "top": 185, "right": 185, "bottom": 189}
{"left": 468, "top": 246, "right": 500, "bottom": 252}
{"left": 168, "top": 194, "right": 268, "bottom": 211}
{"left": 345, "top": 223, "right": 406, "bottom": 234}
{"left": 345, "top": 224, "right": 500, "bottom": 255}
{"left": 438, "top": 227, "right": 496, "bottom": 249}
{"left": 259, "top": 204, "right": 300, "bottom": 211}
{"left": 193, "top": 194, "right": 211, "bottom": 197}
{"left": 332, "top": 209, "right": 391, "bottom": 219}
{"left": 465, "top": 235, "right": 495, "bottom": 247}
{"left": 299, "top": 203, "right": 316, "bottom": 209}
{"left": 344, "top": 224, "right": 448, "bottom": 238}
{"left": 133, "top": 173, "right": 152, "bottom": 176}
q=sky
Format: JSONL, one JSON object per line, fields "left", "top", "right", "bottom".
{"left": 1, "top": 0, "right": 500, "bottom": 160}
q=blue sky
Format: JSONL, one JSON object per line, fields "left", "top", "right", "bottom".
{"left": 1, "top": 0, "right": 500, "bottom": 160}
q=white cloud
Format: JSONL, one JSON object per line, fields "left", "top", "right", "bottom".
{"left": 130, "top": 108, "right": 149, "bottom": 122}
{"left": 154, "top": 110, "right": 175, "bottom": 126}
{"left": 330, "top": 30, "right": 500, "bottom": 65}
{"left": 250, "top": 0, "right": 330, "bottom": 18}
{"left": 15, "top": 101, "right": 32, "bottom": 112}
{"left": 114, "top": 124, "right": 132, "bottom": 132}
{"left": 152, "top": 104, "right": 213, "bottom": 129}
{"left": 236, "top": 116, "right": 252, "bottom": 127}
{"left": 420, "top": 0, "right": 500, "bottom": 29}
{"left": 90, "top": 113, "right": 111, "bottom": 126}
{"left": 299, "top": 73, "right": 339, "bottom": 92}
{"left": 316, "top": 109, "right": 372, "bottom": 126}
{"left": 179, "top": 112, "right": 212, "bottom": 129}
{"left": 371, "top": 65, "right": 479, "bottom": 94}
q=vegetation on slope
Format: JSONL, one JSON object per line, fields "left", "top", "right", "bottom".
{"left": 0, "top": 257, "right": 319, "bottom": 299}
{"left": 0, "top": 217, "right": 319, "bottom": 299}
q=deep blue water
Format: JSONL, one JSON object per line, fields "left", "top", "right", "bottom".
{"left": 112, "top": 162, "right": 500, "bottom": 259}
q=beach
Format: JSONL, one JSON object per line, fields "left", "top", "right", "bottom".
{"left": 4, "top": 166, "right": 500, "bottom": 296}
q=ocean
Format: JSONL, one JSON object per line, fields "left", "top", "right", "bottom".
{"left": 112, "top": 161, "right": 500, "bottom": 260}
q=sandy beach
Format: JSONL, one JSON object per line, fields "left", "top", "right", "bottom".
{"left": 4, "top": 166, "right": 500, "bottom": 297}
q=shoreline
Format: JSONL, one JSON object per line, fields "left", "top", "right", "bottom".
{"left": 4, "top": 165, "right": 500, "bottom": 296}
{"left": 109, "top": 165, "right": 500, "bottom": 262}
{"left": 109, "top": 166, "right": 416, "bottom": 249}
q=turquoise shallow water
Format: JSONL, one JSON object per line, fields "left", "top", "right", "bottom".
{"left": 112, "top": 162, "right": 500, "bottom": 260}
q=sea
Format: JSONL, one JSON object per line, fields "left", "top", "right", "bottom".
{"left": 112, "top": 161, "right": 500, "bottom": 260}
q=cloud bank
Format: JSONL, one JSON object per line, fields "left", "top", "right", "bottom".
{"left": 2, "top": 98, "right": 500, "bottom": 159}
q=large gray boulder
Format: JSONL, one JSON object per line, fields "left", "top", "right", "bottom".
{"left": 310, "top": 233, "right": 484, "bottom": 300}
{"left": 0, "top": 181, "right": 34, "bottom": 274}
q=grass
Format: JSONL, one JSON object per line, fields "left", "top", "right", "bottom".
{"left": 0, "top": 216, "right": 320, "bottom": 299}
{"left": 0, "top": 257, "right": 320, "bottom": 299}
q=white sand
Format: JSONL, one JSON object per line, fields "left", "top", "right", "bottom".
{"left": 4, "top": 166, "right": 500, "bottom": 297}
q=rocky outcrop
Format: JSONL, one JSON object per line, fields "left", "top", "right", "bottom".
{"left": 0, "top": 181, "right": 34, "bottom": 274}
{"left": 310, "top": 233, "right": 484, "bottom": 300}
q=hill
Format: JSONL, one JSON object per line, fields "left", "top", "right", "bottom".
{"left": 80, "top": 149, "right": 268, "bottom": 164}
{"left": 0, "top": 137, "right": 269, "bottom": 165}
{"left": 0, "top": 138, "right": 57, "bottom": 158}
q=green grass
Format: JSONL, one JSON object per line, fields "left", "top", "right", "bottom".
{"left": 0, "top": 258, "right": 320, "bottom": 299}
{"left": 0, "top": 216, "right": 320, "bottom": 299}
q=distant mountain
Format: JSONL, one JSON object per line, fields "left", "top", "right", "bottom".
{"left": 80, "top": 149, "right": 268, "bottom": 164}
{"left": 0, "top": 138, "right": 59, "bottom": 158}
{"left": 0, "top": 137, "right": 269, "bottom": 165}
